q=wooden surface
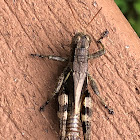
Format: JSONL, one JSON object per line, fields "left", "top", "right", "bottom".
{"left": 0, "top": 0, "right": 140, "bottom": 139}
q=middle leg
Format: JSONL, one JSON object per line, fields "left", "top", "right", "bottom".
{"left": 40, "top": 66, "right": 71, "bottom": 111}
{"left": 88, "top": 73, "right": 114, "bottom": 114}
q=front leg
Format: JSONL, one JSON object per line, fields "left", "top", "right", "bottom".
{"left": 31, "top": 54, "right": 68, "bottom": 62}
{"left": 88, "top": 30, "right": 109, "bottom": 59}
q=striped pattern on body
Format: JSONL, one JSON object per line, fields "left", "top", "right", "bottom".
{"left": 81, "top": 90, "right": 92, "bottom": 140}
{"left": 57, "top": 89, "right": 68, "bottom": 140}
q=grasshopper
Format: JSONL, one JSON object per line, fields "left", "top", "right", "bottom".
{"left": 31, "top": 1, "right": 114, "bottom": 140}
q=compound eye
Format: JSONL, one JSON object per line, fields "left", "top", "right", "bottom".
{"left": 76, "top": 36, "right": 81, "bottom": 42}
{"left": 85, "top": 35, "right": 90, "bottom": 42}
{"left": 74, "top": 35, "right": 81, "bottom": 44}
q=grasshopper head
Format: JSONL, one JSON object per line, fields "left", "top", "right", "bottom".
{"left": 71, "top": 33, "right": 91, "bottom": 49}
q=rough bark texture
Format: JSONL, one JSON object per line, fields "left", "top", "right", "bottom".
{"left": 0, "top": 0, "right": 140, "bottom": 140}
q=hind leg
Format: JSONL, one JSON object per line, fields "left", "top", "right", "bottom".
{"left": 57, "top": 88, "right": 68, "bottom": 140}
{"left": 81, "top": 90, "right": 92, "bottom": 140}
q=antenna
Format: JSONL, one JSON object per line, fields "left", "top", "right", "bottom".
{"left": 65, "top": 0, "right": 102, "bottom": 32}
{"left": 85, "top": 7, "right": 102, "bottom": 29}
